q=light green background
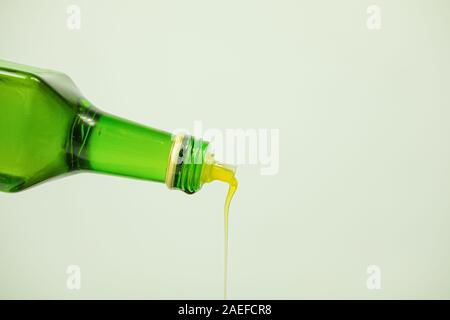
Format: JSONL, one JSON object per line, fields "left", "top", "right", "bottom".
{"left": 1, "top": 0, "right": 450, "bottom": 299}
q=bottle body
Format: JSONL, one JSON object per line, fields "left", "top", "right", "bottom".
{"left": 0, "top": 59, "right": 208, "bottom": 193}
{"left": 0, "top": 60, "right": 75, "bottom": 191}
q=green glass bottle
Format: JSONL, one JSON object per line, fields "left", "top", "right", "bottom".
{"left": 0, "top": 59, "right": 234, "bottom": 193}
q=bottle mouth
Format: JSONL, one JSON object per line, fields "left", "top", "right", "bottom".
{"left": 165, "top": 133, "right": 237, "bottom": 194}
{"left": 165, "top": 133, "right": 209, "bottom": 194}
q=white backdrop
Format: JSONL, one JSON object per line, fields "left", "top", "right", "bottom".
{"left": 1, "top": 0, "right": 449, "bottom": 299}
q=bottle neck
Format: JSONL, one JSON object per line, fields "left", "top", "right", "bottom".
{"left": 69, "top": 103, "right": 209, "bottom": 193}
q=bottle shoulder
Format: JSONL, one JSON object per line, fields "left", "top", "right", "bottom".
{"left": 0, "top": 59, "right": 83, "bottom": 108}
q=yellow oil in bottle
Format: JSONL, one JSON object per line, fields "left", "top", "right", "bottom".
{"left": 201, "top": 155, "right": 238, "bottom": 300}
